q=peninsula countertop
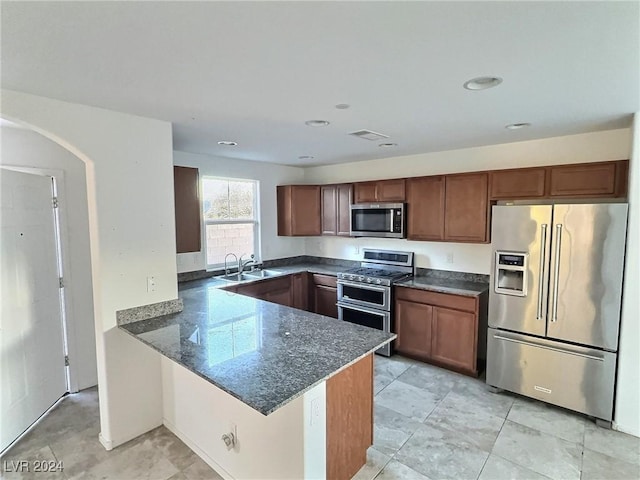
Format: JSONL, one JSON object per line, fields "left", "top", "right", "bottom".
{"left": 119, "top": 280, "right": 394, "bottom": 415}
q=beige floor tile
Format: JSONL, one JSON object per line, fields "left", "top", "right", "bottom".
{"left": 492, "top": 420, "right": 582, "bottom": 480}
{"left": 351, "top": 447, "right": 391, "bottom": 480}
{"left": 376, "top": 459, "right": 433, "bottom": 480}
{"left": 478, "top": 454, "right": 551, "bottom": 480}
{"left": 581, "top": 448, "right": 640, "bottom": 480}
{"left": 507, "top": 397, "right": 586, "bottom": 444}
{"left": 583, "top": 422, "right": 640, "bottom": 466}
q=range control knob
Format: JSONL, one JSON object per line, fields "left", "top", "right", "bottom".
{"left": 348, "top": 274, "right": 355, "bottom": 281}
{"left": 358, "top": 275, "right": 365, "bottom": 282}
{"left": 376, "top": 279, "right": 382, "bottom": 285}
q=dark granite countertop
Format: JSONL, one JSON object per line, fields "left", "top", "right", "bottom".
{"left": 394, "top": 276, "right": 489, "bottom": 297}
{"left": 119, "top": 282, "right": 394, "bottom": 416}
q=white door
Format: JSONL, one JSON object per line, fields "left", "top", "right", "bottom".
{"left": 0, "top": 168, "right": 67, "bottom": 452}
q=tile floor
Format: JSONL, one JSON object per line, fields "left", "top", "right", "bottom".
{"left": 1, "top": 355, "right": 638, "bottom": 480}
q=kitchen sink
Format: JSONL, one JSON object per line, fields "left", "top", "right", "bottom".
{"left": 243, "top": 269, "right": 283, "bottom": 279}
{"left": 218, "top": 273, "right": 255, "bottom": 283}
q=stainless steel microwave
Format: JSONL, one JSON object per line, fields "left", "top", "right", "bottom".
{"left": 350, "top": 203, "right": 406, "bottom": 238}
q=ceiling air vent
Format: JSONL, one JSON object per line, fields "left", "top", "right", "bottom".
{"left": 348, "top": 129, "right": 390, "bottom": 141}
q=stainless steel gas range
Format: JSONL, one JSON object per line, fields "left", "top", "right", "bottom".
{"left": 337, "top": 248, "right": 414, "bottom": 356}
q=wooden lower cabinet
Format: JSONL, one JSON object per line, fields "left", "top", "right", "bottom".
{"left": 291, "top": 272, "right": 310, "bottom": 310}
{"left": 235, "top": 276, "right": 292, "bottom": 307}
{"left": 326, "top": 354, "right": 373, "bottom": 480}
{"left": 312, "top": 274, "right": 338, "bottom": 318}
{"left": 431, "top": 307, "right": 476, "bottom": 372}
{"left": 394, "top": 299, "right": 433, "bottom": 360}
{"left": 394, "top": 286, "right": 484, "bottom": 376}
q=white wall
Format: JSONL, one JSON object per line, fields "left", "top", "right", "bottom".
{"left": 1, "top": 89, "right": 178, "bottom": 449}
{"left": 161, "top": 357, "right": 326, "bottom": 480}
{"left": 173, "top": 150, "right": 306, "bottom": 273}
{"left": 304, "top": 128, "right": 632, "bottom": 274}
{"left": 615, "top": 114, "right": 639, "bottom": 437}
{"left": 1, "top": 127, "right": 97, "bottom": 391}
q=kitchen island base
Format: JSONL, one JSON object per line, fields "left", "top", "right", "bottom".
{"left": 161, "top": 354, "right": 373, "bottom": 480}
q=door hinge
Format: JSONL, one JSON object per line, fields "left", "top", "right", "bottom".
{"left": 59, "top": 277, "right": 64, "bottom": 289}
{"left": 52, "top": 197, "right": 59, "bottom": 208}
{"left": 64, "top": 355, "right": 69, "bottom": 367}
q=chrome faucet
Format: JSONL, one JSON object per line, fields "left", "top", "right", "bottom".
{"left": 238, "top": 253, "right": 256, "bottom": 274}
{"left": 224, "top": 253, "right": 238, "bottom": 275}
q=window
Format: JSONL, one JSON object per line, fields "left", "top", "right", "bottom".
{"left": 202, "top": 177, "right": 260, "bottom": 269}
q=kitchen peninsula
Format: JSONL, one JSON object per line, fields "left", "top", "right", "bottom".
{"left": 119, "top": 280, "right": 394, "bottom": 480}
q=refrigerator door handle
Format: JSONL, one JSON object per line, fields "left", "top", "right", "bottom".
{"left": 492, "top": 334, "right": 604, "bottom": 362}
{"left": 537, "top": 224, "right": 548, "bottom": 320}
{"left": 551, "top": 224, "right": 563, "bottom": 323}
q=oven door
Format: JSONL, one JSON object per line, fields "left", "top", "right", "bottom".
{"left": 337, "top": 280, "right": 390, "bottom": 310}
{"left": 337, "top": 302, "right": 391, "bottom": 356}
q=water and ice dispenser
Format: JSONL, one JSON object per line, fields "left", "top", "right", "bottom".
{"left": 494, "top": 251, "right": 528, "bottom": 297}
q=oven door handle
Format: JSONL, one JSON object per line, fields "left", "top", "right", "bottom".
{"left": 337, "top": 301, "right": 387, "bottom": 316}
{"left": 337, "top": 280, "right": 388, "bottom": 292}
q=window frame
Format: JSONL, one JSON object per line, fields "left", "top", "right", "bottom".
{"left": 201, "top": 176, "right": 261, "bottom": 271}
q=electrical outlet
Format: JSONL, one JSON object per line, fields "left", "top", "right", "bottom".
{"left": 446, "top": 252, "right": 454, "bottom": 264}
{"left": 310, "top": 397, "right": 321, "bottom": 426}
{"left": 147, "top": 276, "right": 156, "bottom": 292}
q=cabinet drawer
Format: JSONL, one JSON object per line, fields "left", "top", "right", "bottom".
{"left": 313, "top": 274, "right": 337, "bottom": 288}
{"left": 395, "top": 287, "right": 477, "bottom": 312}
{"left": 238, "top": 276, "right": 291, "bottom": 297}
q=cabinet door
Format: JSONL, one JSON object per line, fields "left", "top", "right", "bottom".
{"left": 395, "top": 299, "right": 433, "bottom": 361}
{"left": 549, "top": 162, "right": 617, "bottom": 197}
{"left": 278, "top": 185, "right": 321, "bottom": 236}
{"left": 431, "top": 306, "right": 476, "bottom": 374}
{"left": 444, "top": 173, "right": 488, "bottom": 242}
{"left": 377, "top": 179, "right": 406, "bottom": 202}
{"left": 490, "top": 168, "right": 545, "bottom": 199}
{"left": 265, "top": 287, "right": 292, "bottom": 307}
{"left": 321, "top": 185, "right": 338, "bottom": 235}
{"left": 354, "top": 182, "right": 378, "bottom": 203}
{"left": 315, "top": 285, "right": 338, "bottom": 318}
{"left": 173, "top": 166, "right": 201, "bottom": 253}
{"left": 406, "top": 176, "right": 445, "bottom": 241}
{"left": 337, "top": 184, "right": 352, "bottom": 236}
{"left": 292, "top": 273, "right": 309, "bottom": 311}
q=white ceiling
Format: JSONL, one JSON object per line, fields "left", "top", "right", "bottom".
{"left": 2, "top": 1, "right": 638, "bottom": 166}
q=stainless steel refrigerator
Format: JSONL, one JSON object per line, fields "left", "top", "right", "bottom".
{"left": 486, "top": 203, "right": 628, "bottom": 423}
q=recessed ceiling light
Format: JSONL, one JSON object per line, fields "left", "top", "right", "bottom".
{"left": 463, "top": 76, "right": 503, "bottom": 90}
{"left": 379, "top": 143, "right": 398, "bottom": 148}
{"left": 217, "top": 141, "right": 238, "bottom": 146}
{"left": 335, "top": 104, "right": 350, "bottom": 110}
{"left": 505, "top": 123, "right": 531, "bottom": 130}
{"left": 305, "top": 120, "right": 330, "bottom": 127}
{"left": 298, "top": 155, "right": 314, "bottom": 160}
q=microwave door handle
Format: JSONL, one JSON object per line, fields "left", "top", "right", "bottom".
{"left": 390, "top": 210, "right": 394, "bottom": 232}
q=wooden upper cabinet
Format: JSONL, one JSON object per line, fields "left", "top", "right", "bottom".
{"left": 321, "top": 186, "right": 338, "bottom": 235}
{"left": 407, "top": 176, "right": 445, "bottom": 241}
{"left": 277, "top": 185, "right": 321, "bottom": 236}
{"left": 353, "top": 182, "right": 378, "bottom": 203}
{"left": 173, "top": 166, "right": 201, "bottom": 253}
{"left": 549, "top": 161, "right": 623, "bottom": 197}
{"left": 322, "top": 184, "right": 352, "bottom": 236}
{"left": 444, "top": 173, "right": 489, "bottom": 243}
{"left": 490, "top": 167, "right": 546, "bottom": 200}
{"left": 377, "top": 179, "right": 406, "bottom": 202}
{"left": 354, "top": 179, "right": 405, "bottom": 203}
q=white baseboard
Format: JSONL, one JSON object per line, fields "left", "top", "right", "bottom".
{"left": 163, "top": 418, "right": 234, "bottom": 480}
{"left": 98, "top": 433, "right": 113, "bottom": 451}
